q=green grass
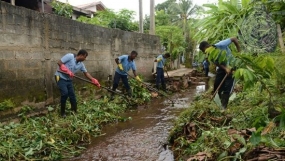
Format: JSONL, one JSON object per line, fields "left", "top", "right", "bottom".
{"left": 0, "top": 100, "right": 14, "bottom": 111}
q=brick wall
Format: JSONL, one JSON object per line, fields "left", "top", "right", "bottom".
{"left": 0, "top": 1, "right": 160, "bottom": 107}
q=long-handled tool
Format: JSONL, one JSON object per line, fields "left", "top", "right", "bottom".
{"left": 124, "top": 72, "right": 161, "bottom": 93}
{"left": 123, "top": 71, "right": 175, "bottom": 106}
{"left": 211, "top": 73, "right": 228, "bottom": 101}
{"left": 74, "top": 76, "right": 125, "bottom": 96}
{"left": 164, "top": 67, "right": 172, "bottom": 84}
{"left": 57, "top": 71, "right": 129, "bottom": 101}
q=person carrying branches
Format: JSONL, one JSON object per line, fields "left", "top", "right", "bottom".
{"left": 199, "top": 38, "right": 241, "bottom": 109}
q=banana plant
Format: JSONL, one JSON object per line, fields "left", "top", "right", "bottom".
{"left": 233, "top": 53, "right": 275, "bottom": 95}
{"left": 194, "top": 0, "right": 253, "bottom": 43}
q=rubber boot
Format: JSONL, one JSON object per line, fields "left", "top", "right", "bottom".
{"left": 71, "top": 103, "right": 77, "bottom": 113}
{"left": 156, "top": 84, "right": 160, "bottom": 90}
{"left": 109, "top": 87, "right": 116, "bottom": 101}
{"left": 110, "top": 92, "right": 115, "bottom": 101}
{"left": 221, "top": 93, "right": 230, "bottom": 109}
{"left": 162, "top": 83, "right": 167, "bottom": 92}
{"left": 127, "top": 89, "right": 132, "bottom": 97}
{"left": 218, "top": 92, "right": 222, "bottom": 99}
{"left": 60, "top": 103, "right": 66, "bottom": 118}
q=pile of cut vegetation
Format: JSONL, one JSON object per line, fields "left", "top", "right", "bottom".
{"left": 169, "top": 89, "right": 285, "bottom": 161}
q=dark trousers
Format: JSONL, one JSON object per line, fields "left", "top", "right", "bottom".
{"left": 57, "top": 79, "right": 76, "bottom": 105}
{"left": 214, "top": 72, "right": 234, "bottom": 108}
{"left": 112, "top": 72, "right": 130, "bottom": 91}
{"left": 204, "top": 68, "right": 209, "bottom": 77}
{"left": 156, "top": 67, "right": 165, "bottom": 89}
{"left": 204, "top": 67, "right": 209, "bottom": 77}
{"left": 57, "top": 78, "right": 77, "bottom": 115}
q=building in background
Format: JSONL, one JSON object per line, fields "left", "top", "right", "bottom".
{"left": 71, "top": 1, "right": 106, "bottom": 20}
{"left": 1, "top": 0, "right": 106, "bottom": 20}
{"left": 56, "top": 0, "right": 106, "bottom": 20}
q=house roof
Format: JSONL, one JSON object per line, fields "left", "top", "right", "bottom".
{"left": 72, "top": 6, "right": 93, "bottom": 15}
{"left": 76, "top": 1, "right": 106, "bottom": 12}
{"left": 41, "top": 0, "right": 107, "bottom": 17}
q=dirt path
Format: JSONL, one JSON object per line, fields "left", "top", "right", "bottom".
{"left": 165, "top": 66, "right": 193, "bottom": 77}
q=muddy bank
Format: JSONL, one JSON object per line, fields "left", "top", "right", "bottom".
{"left": 65, "top": 85, "right": 206, "bottom": 161}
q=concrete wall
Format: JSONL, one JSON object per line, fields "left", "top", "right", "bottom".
{"left": 0, "top": 1, "right": 160, "bottom": 106}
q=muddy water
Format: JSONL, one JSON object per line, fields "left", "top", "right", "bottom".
{"left": 67, "top": 85, "right": 206, "bottom": 161}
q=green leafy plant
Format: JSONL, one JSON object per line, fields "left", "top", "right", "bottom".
{"left": 205, "top": 46, "right": 276, "bottom": 92}
{"left": 78, "top": 9, "right": 138, "bottom": 31}
{"left": 274, "top": 108, "right": 285, "bottom": 130}
{"left": 169, "top": 87, "right": 285, "bottom": 160}
{"left": 108, "top": 9, "right": 138, "bottom": 31}
{"left": 0, "top": 100, "right": 14, "bottom": 111}
{"left": 51, "top": 0, "right": 73, "bottom": 18}
{"left": 194, "top": 0, "right": 253, "bottom": 43}
{"left": 129, "top": 78, "right": 151, "bottom": 104}
{"left": 77, "top": 9, "right": 116, "bottom": 27}
{"left": 249, "top": 131, "right": 261, "bottom": 145}
{"left": 0, "top": 94, "right": 131, "bottom": 160}
{"left": 156, "top": 25, "right": 185, "bottom": 59}
{"left": 262, "top": 0, "right": 285, "bottom": 26}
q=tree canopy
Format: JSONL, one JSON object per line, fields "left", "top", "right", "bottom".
{"left": 77, "top": 9, "right": 138, "bottom": 32}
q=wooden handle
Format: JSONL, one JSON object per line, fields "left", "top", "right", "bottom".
{"left": 211, "top": 73, "right": 228, "bottom": 101}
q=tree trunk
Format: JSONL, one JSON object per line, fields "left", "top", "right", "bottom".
{"left": 177, "top": 53, "right": 181, "bottom": 69}
{"left": 139, "top": 0, "right": 143, "bottom": 33}
{"left": 11, "top": 0, "right": 15, "bottom": 5}
{"left": 169, "top": 42, "right": 174, "bottom": 69}
{"left": 277, "top": 24, "right": 285, "bottom": 53}
{"left": 184, "top": 28, "right": 193, "bottom": 68}
{"left": 149, "top": 0, "right": 155, "bottom": 35}
{"left": 41, "top": 0, "right": 44, "bottom": 13}
{"left": 182, "top": 17, "right": 188, "bottom": 68}
{"left": 184, "top": 52, "right": 191, "bottom": 68}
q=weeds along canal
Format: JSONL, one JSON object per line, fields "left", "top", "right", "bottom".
{"left": 66, "top": 85, "right": 206, "bottom": 161}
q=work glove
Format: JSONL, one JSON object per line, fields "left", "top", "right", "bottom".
{"left": 157, "top": 58, "right": 162, "bottom": 62}
{"left": 118, "top": 63, "right": 124, "bottom": 71}
{"left": 60, "top": 64, "right": 74, "bottom": 78}
{"left": 135, "top": 76, "right": 142, "bottom": 82}
{"left": 91, "top": 78, "right": 101, "bottom": 88}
